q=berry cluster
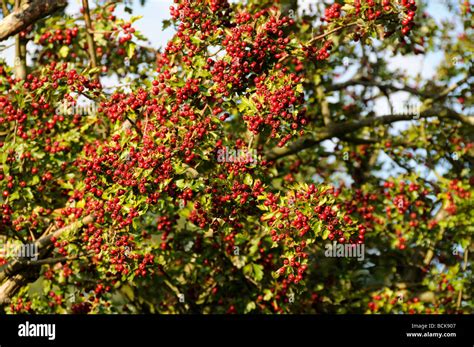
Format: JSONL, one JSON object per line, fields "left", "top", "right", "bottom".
{"left": 353, "top": 0, "right": 383, "bottom": 21}
{"left": 314, "top": 0, "right": 417, "bottom": 62}
{"left": 261, "top": 184, "right": 364, "bottom": 287}
{"left": 9, "top": 297, "right": 32, "bottom": 313}
{"left": 205, "top": 13, "right": 294, "bottom": 95}
{"left": 38, "top": 27, "right": 79, "bottom": 46}
{"left": 303, "top": 40, "right": 333, "bottom": 61}
{"left": 324, "top": 3, "right": 342, "bottom": 22}
{"left": 399, "top": 0, "right": 417, "bottom": 36}
{"left": 167, "top": 0, "right": 230, "bottom": 61}
{"left": 156, "top": 215, "right": 176, "bottom": 249}
{"left": 244, "top": 74, "right": 306, "bottom": 145}
{"left": 118, "top": 22, "right": 136, "bottom": 44}
{"left": 0, "top": 62, "right": 100, "bottom": 237}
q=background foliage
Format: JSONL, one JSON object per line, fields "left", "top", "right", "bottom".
{"left": 0, "top": 0, "right": 472, "bottom": 314}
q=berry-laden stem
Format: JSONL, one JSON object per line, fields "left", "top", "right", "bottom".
{"left": 278, "top": 21, "right": 359, "bottom": 64}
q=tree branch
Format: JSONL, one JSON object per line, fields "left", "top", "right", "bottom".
{"left": 0, "top": 215, "right": 94, "bottom": 305}
{"left": 0, "top": 0, "right": 67, "bottom": 41}
{"left": 81, "top": 0, "right": 98, "bottom": 70}
{"left": 308, "top": 22, "right": 358, "bottom": 44}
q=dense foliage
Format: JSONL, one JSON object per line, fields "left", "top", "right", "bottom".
{"left": 0, "top": 0, "right": 472, "bottom": 314}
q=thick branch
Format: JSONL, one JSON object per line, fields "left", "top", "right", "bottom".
{"left": 36, "top": 214, "right": 94, "bottom": 250}
{"left": 0, "top": 273, "right": 32, "bottom": 305}
{"left": 0, "top": 215, "right": 94, "bottom": 305}
{"left": 0, "top": 0, "right": 67, "bottom": 41}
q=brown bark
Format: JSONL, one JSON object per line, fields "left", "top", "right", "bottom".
{"left": 0, "top": 0, "right": 67, "bottom": 41}
{"left": 0, "top": 215, "right": 94, "bottom": 305}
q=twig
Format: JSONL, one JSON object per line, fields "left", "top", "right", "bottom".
{"left": 456, "top": 247, "right": 469, "bottom": 310}
{"left": 308, "top": 22, "right": 358, "bottom": 44}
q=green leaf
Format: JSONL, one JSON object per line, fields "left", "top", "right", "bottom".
{"left": 263, "top": 289, "right": 273, "bottom": 301}
{"left": 296, "top": 84, "right": 304, "bottom": 94}
{"left": 130, "top": 15, "right": 143, "bottom": 23}
{"left": 127, "top": 42, "right": 136, "bottom": 59}
{"left": 162, "top": 19, "right": 172, "bottom": 30}
{"left": 460, "top": 238, "right": 470, "bottom": 250}
{"left": 245, "top": 301, "right": 256, "bottom": 313}
{"left": 253, "top": 264, "right": 264, "bottom": 282}
{"left": 9, "top": 191, "right": 19, "bottom": 201}
{"left": 87, "top": 67, "right": 102, "bottom": 76}
{"left": 249, "top": 239, "right": 259, "bottom": 255}
{"left": 23, "top": 188, "right": 34, "bottom": 200}
{"left": 59, "top": 46, "right": 69, "bottom": 58}
{"left": 244, "top": 173, "right": 253, "bottom": 186}
{"left": 121, "top": 285, "right": 135, "bottom": 301}
{"left": 321, "top": 225, "right": 329, "bottom": 239}
{"left": 234, "top": 233, "right": 247, "bottom": 245}
{"left": 243, "top": 264, "right": 252, "bottom": 277}
{"left": 175, "top": 179, "right": 187, "bottom": 189}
